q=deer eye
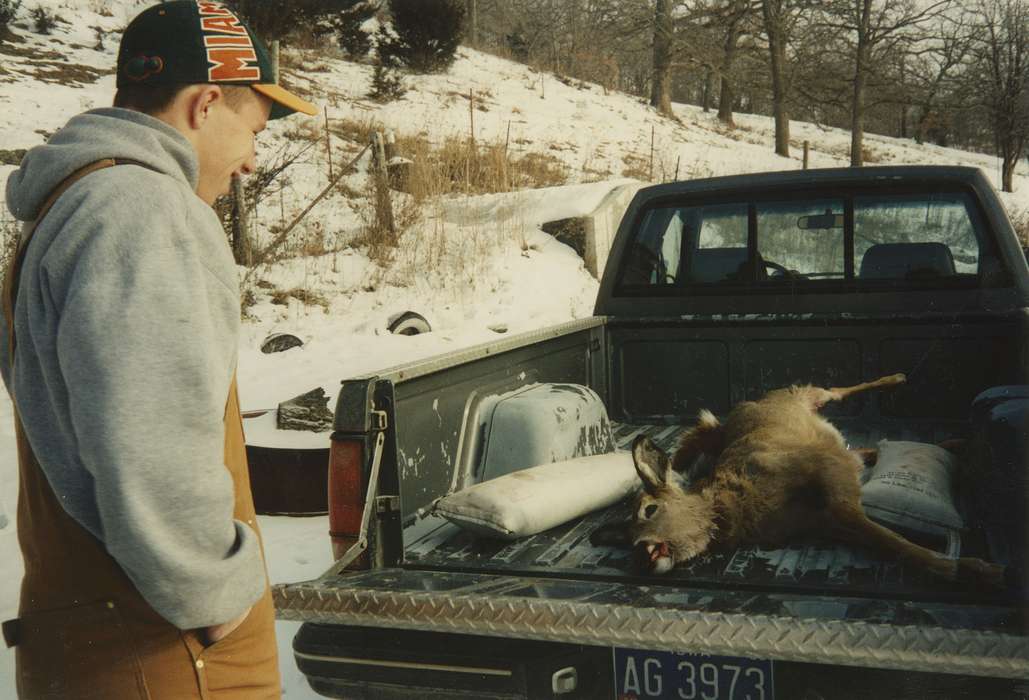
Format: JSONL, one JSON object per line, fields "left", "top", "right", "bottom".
{"left": 644, "top": 504, "right": 658, "bottom": 519}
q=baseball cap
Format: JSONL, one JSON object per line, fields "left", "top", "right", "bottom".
{"left": 117, "top": 1, "right": 318, "bottom": 119}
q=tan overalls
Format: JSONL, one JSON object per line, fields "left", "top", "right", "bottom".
{"left": 2, "top": 160, "right": 281, "bottom": 699}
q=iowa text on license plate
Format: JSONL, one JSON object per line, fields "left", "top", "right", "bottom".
{"left": 613, "top": 648, "right": 774, "bottom": 700}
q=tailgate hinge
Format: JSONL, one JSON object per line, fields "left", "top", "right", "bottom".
{"left": 375, "top": 495, "right": 400, "bottom": 514}
{"left": 370, "top": 409, "right": 388, "bottom": 432}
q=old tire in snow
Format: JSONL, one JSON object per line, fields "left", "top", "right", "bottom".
{"left": 261, "top": 332, "right": 304, "bottom": 354}
{"left": 387, "top": 311, "right": 431, "bottom": 336}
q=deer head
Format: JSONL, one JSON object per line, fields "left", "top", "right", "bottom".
{"left": 630, "top": 435, "right": 716, "bottom": 574}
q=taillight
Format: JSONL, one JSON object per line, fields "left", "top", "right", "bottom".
{"left": 327, "top": 437, "right": 368, "bottom": 567}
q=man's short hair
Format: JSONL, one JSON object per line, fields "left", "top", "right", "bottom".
{"left": 113, "top": 84, "right": 253, "bottom": 115}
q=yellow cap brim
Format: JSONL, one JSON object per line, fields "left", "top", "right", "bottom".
{"left": 252, "top": 83, "right": 318, "bottom": 118}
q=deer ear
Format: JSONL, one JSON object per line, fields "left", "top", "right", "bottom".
{"left": 632, "top": 435, "right": 669, "bottom": 494}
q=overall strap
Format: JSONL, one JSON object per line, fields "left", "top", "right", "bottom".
{"left": 3, "top": 158, "right": 126, "bottom": 358}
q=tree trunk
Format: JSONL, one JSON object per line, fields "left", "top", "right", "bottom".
{"left": 1001, "top": 134, "right": 1025, "bottom": 193}
{"left": 718, "top": 75, "right": 735, "bottom": 124}
{"left": 231, "top": 175, "right": 252, "bottom": 266}
{"left": 717, "top": 11, "right": 742, "bottom": 125}
{"left": 1002, "top": 153, "right": 1015, "bottom": 193}
{"left": 850, "top": 0, "right": 872, "bottom": 167}
{"left": 850, "top": 68, "right": 865, "bottom": 166}
{"left": 650, "top": 0, "right": 674, "bottom": 117}
{"left": 466, "top": 0, "right": 477, "bottom": 47}
{"left": 703, "top": 67, "right": 713, "bottom": 112}
{"left": 762, "top": 0, "right": 790, "bottom": 157}
{"left": 898, "top": 58, "right": 907, "bottom": 138}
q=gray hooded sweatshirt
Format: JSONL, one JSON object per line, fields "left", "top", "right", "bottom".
{"left": 2, "top": 108, "right": 265, "bottom": 630}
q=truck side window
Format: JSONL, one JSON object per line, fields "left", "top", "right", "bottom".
{"left": 619, "top": 203, "right": 752, "bottom": 286}
{"left": 620, "top": 207, "right": 684, "bottom": 285}
{"left": 855, "top": 193, "right": 982, "bottom": 280}
{"left": 689, "top": 203, "right": 751, "bottom": 283}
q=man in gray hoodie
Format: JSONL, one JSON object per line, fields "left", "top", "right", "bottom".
{"left": 2, "top": 2, "right": 316, "bottom": 697}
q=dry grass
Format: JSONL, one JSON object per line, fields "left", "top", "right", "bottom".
{"left": 1009, "top": 207, "right": 1029, "bottom": 248}
{"left": 621, "top": 153, "right": 650, "bottom": 180}
{"left": 0, "top": 148, "right": 25, "bottom": 165}
{"left": 236, "top": 110, "right": 575, "bottom": 308}
{"left": 395, "top": 133, "right": 567, "bottom": 199}
{"left": 270, "top": 286, "right": 330, "bottom": 312}
{"left": 0, "top": 210, "right": 20, "bottom": 292}
{"left": 860, "top": 145, "right": 883, "bottom": 164}
{"left": 341, "top": 123, "right": 568, "bottom": 270}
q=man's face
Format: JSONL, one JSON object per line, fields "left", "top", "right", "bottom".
{"left": 194, "top": 88, "right": 271, "bottom": 205}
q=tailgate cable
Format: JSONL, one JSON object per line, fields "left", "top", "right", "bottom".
{"left": 329, "top": 415, "right": 387, "bottom": 575}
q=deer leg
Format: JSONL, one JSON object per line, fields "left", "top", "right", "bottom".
{"left": 671, "top": 410, "right": 724, "bottom": 475}
{"left": 827, "top": 373, "right": 907, "bottom": 402}
{"left": 828, "top": 503, "right": 1006, "bottom": 589}
{"left": 850, "top": 447, "right": 878, "bottom": 468}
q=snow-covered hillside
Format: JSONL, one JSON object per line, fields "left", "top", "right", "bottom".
{"left": 4, "top": 0, "right": 1028, "bottom": 412}
{"left": 1, "top": 1, "right": 1028, "bottom": 697}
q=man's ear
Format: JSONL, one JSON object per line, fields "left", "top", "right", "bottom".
{"left": 185, "top": 85, "right": 222, "bottom": 130}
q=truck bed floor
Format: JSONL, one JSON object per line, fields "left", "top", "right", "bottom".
{"left": 405, "top": 421, "right": 995, "bottom": 602}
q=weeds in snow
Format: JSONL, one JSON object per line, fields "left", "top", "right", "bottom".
{"left": 270, "top": 287, "right": 331, "bottom": 313}
{"left": 1010, "top": 207, "right": 1029, "bottom": 249}
{"left": 0, "top": 207, "right": 19, "bottom": 290}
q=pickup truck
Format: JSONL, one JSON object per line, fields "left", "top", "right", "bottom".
{"left": 274, "top": 166, "right": 1029, "bottom": 699}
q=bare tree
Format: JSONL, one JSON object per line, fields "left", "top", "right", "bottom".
{"left": 968, "top": 0, "right": 1029, "bottom": 192}
{"left": 814, "top": 0, "right": 952, "bottom": 166}
{"left": 710, "top": 0, "right": 757, "bottom": 125}
{"left": 760, "top": 0, "right": 810, "bottom": 155}
{"left": 906, "top": 13, "right": 972, "bottom": 146}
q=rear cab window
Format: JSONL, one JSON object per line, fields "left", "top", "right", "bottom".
{"left": 616, "top": 188, "right": 1000, "bottom": 294}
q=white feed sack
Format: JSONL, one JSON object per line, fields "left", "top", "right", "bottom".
{"left": 434, "top": 452, "right": 638, "bottom": 539}
{"left": 860, "top": 440, "right": 965, "bottom": 536}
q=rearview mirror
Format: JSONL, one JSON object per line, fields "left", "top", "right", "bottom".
{"left": 798, "top": 213, "right": 844, "bottom": 230}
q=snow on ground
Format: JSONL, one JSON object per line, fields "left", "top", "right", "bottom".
{"left": 1, "top": 0, "right": 1029, "bottom": 696}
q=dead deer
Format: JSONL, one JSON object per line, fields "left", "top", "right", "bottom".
{"left": 624, "top": 373, "right": 1006, "bottom": 588}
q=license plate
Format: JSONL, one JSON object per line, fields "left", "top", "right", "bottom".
{"left": 613, "top": 647, "right": 774, "bottom": 700}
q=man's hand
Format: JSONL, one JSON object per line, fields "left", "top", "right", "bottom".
{"left": 202, "top": 606, "right": 251, "bottom": 646}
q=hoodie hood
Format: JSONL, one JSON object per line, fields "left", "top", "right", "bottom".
{"left": 5, "top": 107, "right": 198, "bottom": 222}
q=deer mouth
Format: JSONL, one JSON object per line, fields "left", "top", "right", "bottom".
{"left": 635, "top": 540, "right": 675, "bottom": 575}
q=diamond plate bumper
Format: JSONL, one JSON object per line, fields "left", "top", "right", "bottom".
{"left": 273, "top": 571, "right": 1029, "bottom": 680}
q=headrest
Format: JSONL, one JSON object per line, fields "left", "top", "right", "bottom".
{"left": 859, "top": 242, "right": 956, "bottom": 279}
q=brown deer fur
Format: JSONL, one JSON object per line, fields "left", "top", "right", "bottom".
{"left": 629, "top": 374, "right": 1005, "bottom": 588}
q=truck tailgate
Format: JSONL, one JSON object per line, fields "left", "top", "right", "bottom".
{"left": 273, "top": 566, "right": 1028, "bottom": 679}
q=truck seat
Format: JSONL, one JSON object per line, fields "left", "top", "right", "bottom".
{"left": 859, "top": 242, "right": 957, "bottom": 280}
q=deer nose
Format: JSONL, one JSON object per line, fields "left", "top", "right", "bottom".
{"left": 634, "top": 541, "right": 673, "bottom": 574}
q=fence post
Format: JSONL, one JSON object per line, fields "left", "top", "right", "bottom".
{"left": 803, "top": 140, "right": 809, "bottom": 170}
{"left": 373, "top": 131, "right": 396, "bottom": 240}
{"left": 324, "top": 106, "right": 333, "bottom": 180}
{"left": 649, "top": 125, "right": 655, "bottom": 181}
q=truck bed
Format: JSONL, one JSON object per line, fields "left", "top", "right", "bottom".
{"left": 404, "top": 420, "right": 995, "bottom": 603}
